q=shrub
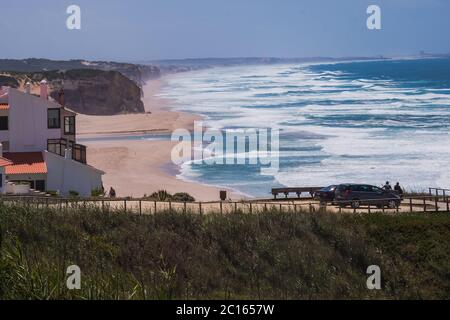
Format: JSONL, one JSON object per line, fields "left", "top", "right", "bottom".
{"left": 91, "top": 188, "right": 105, "bottom": 198}
{"left": 172, "top": 192, "right": 195, "bottom": 202}
{"left": 68, "top": 190, "right": 79, "bottom": 197}
{"left": 0, "top": 203, "right": 448, "bottom": 300}
{"left": 145, "top": 190, "right": 195, "bottom": 202}
{"left": 147, "top": 190, "right": 171, "bottom": 201}
{"left": 46, "top": 190, "right": 58, "bottom": 197}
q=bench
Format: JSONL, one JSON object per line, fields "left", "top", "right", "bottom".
{"left": 271, "top": 187, "right": 323, "bottom": 199}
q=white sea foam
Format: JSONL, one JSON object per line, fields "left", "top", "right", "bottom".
{"left": 159, "top": 62, "right": 450, "bottom": 195}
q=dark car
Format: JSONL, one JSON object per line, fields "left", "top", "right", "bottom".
{"left": 335, "top": 184, "right": 402, "bottom": 209}
{"left": 314, "top": 185, "right": 337, "bottom": 204}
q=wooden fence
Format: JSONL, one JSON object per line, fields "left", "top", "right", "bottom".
{"left": 0, "top": 194, "right": 449, "bottom": 215}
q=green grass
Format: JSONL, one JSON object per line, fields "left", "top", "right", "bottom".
{"left": 0, "top": 203, "right": 448, "bottom": 300}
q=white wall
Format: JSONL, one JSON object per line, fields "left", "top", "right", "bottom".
{"left": 0, "top": 166, "right": 5, "bottom": 194}
{"left": 44, "top": 151, "right": 104, "bottom": 197}
{"left": 8, "top": 88, "right": 62, "bottom": 152}
{"left": 0, "top": 109, "right": 10, "bottom": 145}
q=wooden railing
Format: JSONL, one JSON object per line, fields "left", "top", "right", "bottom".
{"left": 0, "top": 194, "right": 448, "bottom": 215}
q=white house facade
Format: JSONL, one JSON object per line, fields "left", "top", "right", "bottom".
{"left": 0, "top": 82, "right": 104, "bottom": 197}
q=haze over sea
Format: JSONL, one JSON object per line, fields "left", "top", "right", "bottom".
{"left": 158, "top": 58, "right": 450, "bottom": 197}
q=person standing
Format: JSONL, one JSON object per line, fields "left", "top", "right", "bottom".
{"left": 109, "top": 187, "right": 116, "bottom": 198}
{"left": 394, "top": 182, "right": 404, "bottom": 197}
{"left": 383, "top": 181, "right": 392, "bottom": 190}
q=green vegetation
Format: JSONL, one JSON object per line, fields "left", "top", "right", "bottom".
{"left": 145, "top": 190, "right": 196, "bottom": 202}
{"left": 0, "top": 203, "right": 448, "bottom": 300}
{"left": 0, "top": 75, "right": 19, "bottom": 88}
{"left": 91, "top": 188, "right": 105, "bottom": 198}
{"left": 68, "top": 190, "right": 79, "bottom": 197}
{"left": 46, "top": 191, "right": 59, "bottom": 197}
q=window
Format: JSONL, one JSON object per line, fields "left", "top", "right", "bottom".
{"left": 47, "top": 108, "right": 61, "bottom": 129}
{"left": 35, "top": 180, "right": 46, "bottom": 192}
{"left": 64, "top": 116, "right": 76, "bottom": 135}
{"left": 0, "top": 116, "right": 8, "bottom": 130}
{"left": 1, "top": 141, "right": 9, "bottom": 151}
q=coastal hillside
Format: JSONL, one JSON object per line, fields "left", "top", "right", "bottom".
{"left": 0, "top": 58, "right": 160, "bottom": 86}
{"left": 0, "top": 58, "right": 161, "bottom": 115}
{"left": 0, "top": 204, "right": 448, "bottom": 299}
{"left": 0, "top": 69, "right": 145, "bottom": 115}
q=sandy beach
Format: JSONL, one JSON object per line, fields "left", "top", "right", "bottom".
{"left": 77, "top": 78, "right": 238, "bottom": 201}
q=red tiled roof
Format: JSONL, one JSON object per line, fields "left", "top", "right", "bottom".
{"left": 0, "top": 157, "right": 13, "bottom": 167}
{"left": 0, "top": 104, "right": 8, "bottom": 110}
{"left": 3, "top": 152, "right": 47, "bottom": 175}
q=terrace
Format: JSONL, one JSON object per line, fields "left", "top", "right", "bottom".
{"left": 47, "top": 138, "right": 87, "bottom": 164}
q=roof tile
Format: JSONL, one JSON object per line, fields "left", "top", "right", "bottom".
{"left": 3, "top": 152, "right": 47, "bottom": 175}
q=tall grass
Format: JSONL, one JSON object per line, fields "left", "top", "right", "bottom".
{"left": 0, "top": 203, "right": 448, "bottom": 299}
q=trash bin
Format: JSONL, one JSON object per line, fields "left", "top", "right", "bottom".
{"left": 220, "top": 190, "right": 227, "bottom": 201}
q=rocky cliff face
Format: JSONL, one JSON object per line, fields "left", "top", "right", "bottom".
{"left": 48, "top": 70, "right": 145, "bottom": 115}
{"left": 1, "top": 69, "right": 145, "bottom": 115}
{"left": 0, "top": 59, "right": 160, "bottom": 115}
{"left": 0, "top": 58, "right": 160, "bottom": 86}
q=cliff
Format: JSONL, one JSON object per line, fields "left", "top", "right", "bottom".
{"left": 0, "top": 58, "right": 160, "bottom": 86}
{"left": 0, "top": 58, "right": 161, "bottom": 115}
{"left": 0, "top": 69, "right": 145, "bottom": 115}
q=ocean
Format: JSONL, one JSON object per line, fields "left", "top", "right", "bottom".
{"left": 157, "top": 58, "right": 450, "bottom": 197}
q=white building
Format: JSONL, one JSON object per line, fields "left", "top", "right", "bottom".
{"left": 0, "top": 81, "right": 104, "bottom": 197}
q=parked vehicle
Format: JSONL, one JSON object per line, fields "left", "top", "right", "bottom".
{"left": 314, "top": 185, "right": 337, "bottom": 204}
{"left": 335, "top": 184, "right": 402, "bottom": 209}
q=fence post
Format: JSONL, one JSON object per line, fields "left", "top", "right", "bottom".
{"left": 199, "top": 202, "right": 202, "bottom": 215}
{"left": 368, "top": 204, "right": 371, "bottom": 214}
{"left": 184, "top": 202, "right": 187, "bottom": 213}
{"left": 139, "top": 200, "right": 142, "bottom": 215}
{"left": 435, "top": 196, "right": 439, "bottom": 213}
{"left": 235, "top": 202, "right": 237, "bottom": 213}
{"left": 447, "top": 196, "right": 449, "bottom": 212}
{"left": 249, "top": 203, "right": 252, "bottom": 214}
{"left": 409, "top": 198, "right": 413, "bottom": 212}
{"left": 154, "top": 201, "right": 157, "bottom": 214}
{"left": 423, "top": 198, "right": 426, "bottom": 212}
{"left": 124, "top": 200, "right": 127, "bottom": 213}
{"left": 169, "top": 201, "right": 172, "bottom": 212}
{"left": 220, "top": 201, "right": 223, "bottom": 214}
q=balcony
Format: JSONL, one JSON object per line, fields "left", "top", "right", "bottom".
{"left": 47, "top": 139, "right": 87, "bottom": 164}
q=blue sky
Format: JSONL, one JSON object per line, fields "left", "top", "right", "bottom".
{"left": 1, "top": 0, "right": 449, "bottom": 61}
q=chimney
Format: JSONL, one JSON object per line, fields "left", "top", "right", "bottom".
{"left": 64, "top": 147, "right": 72, "bottom": 159}
{"left": 25, "top": 82, "right": 31, "bottom": 94}
{"left": 58, "top": 88, "right": 65, "bottom": 107}
{"left": 40, "top": 80, "right": 48, "bottom": 100}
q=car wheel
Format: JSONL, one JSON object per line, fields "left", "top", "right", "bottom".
{"left": 388, "top": 200, "right": 398, "bottom": 209}
{"left": 351, "top": 200, "right": 360, "bottom": 209}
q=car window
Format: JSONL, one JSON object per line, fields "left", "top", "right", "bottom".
{"left": 372, "top": 186, "right": 383, "bottom": 193}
